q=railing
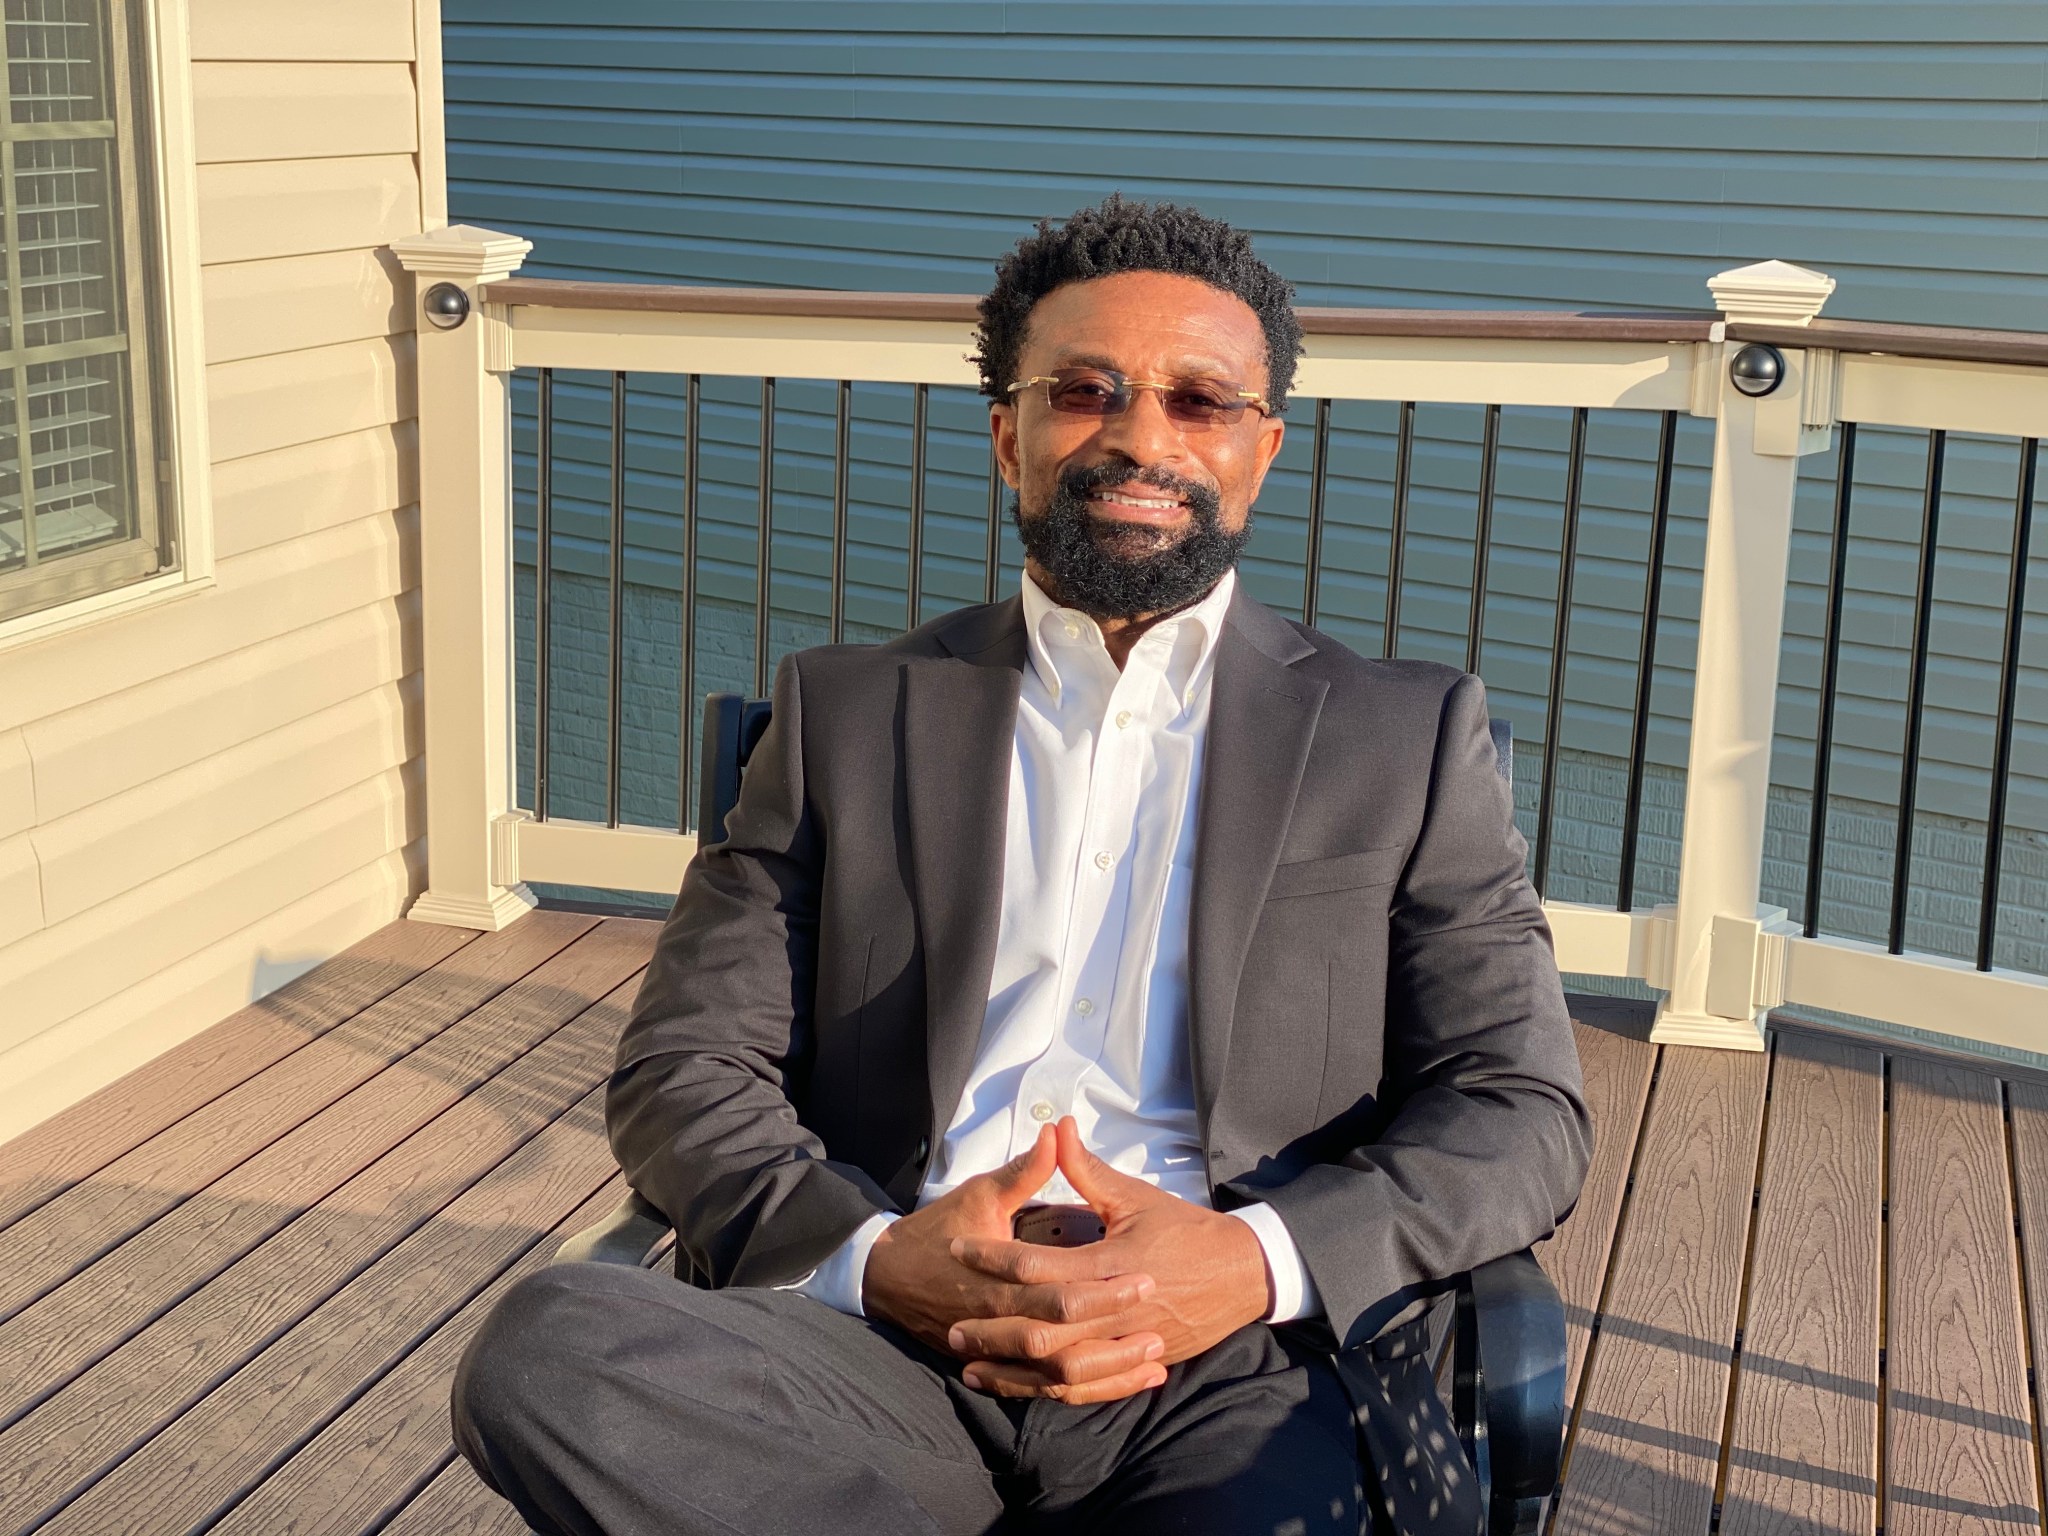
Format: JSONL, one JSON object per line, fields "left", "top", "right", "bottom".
{"left": 390, "top": 225, "right": 2046, "bottom": 1056}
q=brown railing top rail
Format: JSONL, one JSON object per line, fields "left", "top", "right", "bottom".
{"left": 479, "top": 277, "right": 2048, "bottom": 366}
{"left": 481, "top": 278, "right": 1718, "bottom": 344}
{"left": 1723, "top": 316, "right": 2048, "bottom": 370}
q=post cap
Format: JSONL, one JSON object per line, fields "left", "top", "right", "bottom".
{"left": 390, "top": 224, "right": 533, "bottom": 283}
{"left": 1706, "top": 260, "right": 1835, "bottom": 327}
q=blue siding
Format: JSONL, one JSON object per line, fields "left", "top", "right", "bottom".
{"left": 443, "top": 2, "right": 2048, "bottom": 870}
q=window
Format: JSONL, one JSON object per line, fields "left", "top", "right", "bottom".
{"left": 0, "top": 0, "right": 172, "bottom": 625}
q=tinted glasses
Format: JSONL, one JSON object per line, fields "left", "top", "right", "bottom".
{"left": 1006, "top": 367, "right": 1271, "bottom": 428}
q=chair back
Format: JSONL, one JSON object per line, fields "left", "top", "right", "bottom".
{"left": 697, "top": 693, "right": 774, "bottom": 842}
{"left": 1487, "top": 716, "right": 1513, "bottom": 786}
{"left": 696, "top": 690, "right": 1514, "bottom": 843}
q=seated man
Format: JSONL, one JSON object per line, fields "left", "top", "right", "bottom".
{"left": 452, "top": 194, "right": 1592, "bottom": 1536}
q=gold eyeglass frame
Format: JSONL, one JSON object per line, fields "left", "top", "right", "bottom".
{"left": 1005, "top": 368, "right": 1272, "bottom": 422}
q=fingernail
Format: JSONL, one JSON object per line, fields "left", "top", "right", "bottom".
{"left": 1135, "top": 1275, "right": 1156, "bottom": 1298}
{"left": 962, "top": 1371, "right": 982, "bottom": 1390}
{"left": 1150, "top": 1367, "right": 1168, "bottom": 1389}
{"left": 1143, "top": 1338, "right": 1164, "bottom": 1360}
{"left": 948, "top": 1326, "right": 966, "bottom": 1352}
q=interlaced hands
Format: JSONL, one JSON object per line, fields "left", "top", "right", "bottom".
{"left": 861, "top": 1116, "right": 1272, "bottom": 1405}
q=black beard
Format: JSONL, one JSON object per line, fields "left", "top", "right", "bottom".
{"left": 1010, "top": 462, "right": 1251, "bottom": 622}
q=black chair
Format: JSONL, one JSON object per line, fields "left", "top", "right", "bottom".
{"left": 548, "top": 693, "right": 1567, "bottom": 1536}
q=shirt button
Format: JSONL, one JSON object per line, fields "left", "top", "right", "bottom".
{"left": 1094, "top": 850, "right": 1114, "bottom": 871}
{"left": 1115, "top": 710, "right": 1133, "bottom": 729}
{"left": 1062, "top": 622, "right": 1080, "bottom": 639}
{"left": 1074, "top": 998, "right": 1095, "bottom": 1016}
{"left": 1030, "top": 1101, "right": 1056, "bottom": 1122}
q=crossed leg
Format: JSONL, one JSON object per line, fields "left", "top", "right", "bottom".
{"left": 1006, "top": 1322, "right": 1368, "bottom": 1536}
{"left": 452, "top": 1262, "right": 1009, "bottom": 1536}
{"left": 452, "top": 1262, "right": 1394, "bottom": 1536}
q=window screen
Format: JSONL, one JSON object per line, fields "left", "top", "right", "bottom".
{"left": 0, "top": 0, "right": 169, "bottom": 624}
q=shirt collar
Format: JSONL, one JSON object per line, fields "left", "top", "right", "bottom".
{"left": 1020, "top": 566, "right": 1237, "bottom": 710}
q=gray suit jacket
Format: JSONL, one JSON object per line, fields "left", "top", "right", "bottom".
{"left": 612, "top": 583, "right": 1593, "bottom": 1353}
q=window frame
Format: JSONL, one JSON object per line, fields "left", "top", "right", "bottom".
{"left": 0, "top": 0, "right": 209, "bottom": 652}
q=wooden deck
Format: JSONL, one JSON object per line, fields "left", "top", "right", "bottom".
{"left": 1, "top": 911, "right": 2043, "bottom": 1535}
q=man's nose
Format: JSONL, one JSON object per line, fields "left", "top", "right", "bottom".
{"left": 1090, "top": 384, "right": 1185, "bottom": 468}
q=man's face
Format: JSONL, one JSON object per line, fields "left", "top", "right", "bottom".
{"left": 991, "top": 270, "right": 1288, "bottom": 620}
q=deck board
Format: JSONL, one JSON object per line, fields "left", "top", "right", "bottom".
{"left": 0, "top": 916, "right": 643, "bottom": 1441}
{"left": 1540, "top": 1005, "right": 1660, "bottom": 1411}
{"left": 1884, "top": 1058, "right": 2039, "bottom": 1536}
{"left": 1719, "top": 1031, "right": 1883, "bottom": 1536}
{"left": 206, "top": 1172, "right": 649, "bottom": 1536}
{"left": 205, "top": 1179, "right": 630, "bottom": 1536}
{"left": 1, "top": 913, "right": 2044, "bottom": 1535}
{"left": 2003, "top": 1079, "right": 2048, "bottom": 1509}
{"left": 0, "top": 920, "right": 474, "bottom": 1232}
{"left": 1549, "top": 1042, "right": 1770, "bottom": 1536}
{"left": 41, "top": 1086, "right": 619, "bottom": 1535}
{"left": 0, "top": 964, "right": 644, "bottom": 1527}
{"left": 384, "top": 1458, "right": 534, "bottom": 1536}
{"left": 0, "top": 911, "right": 594, "bottom": 1325}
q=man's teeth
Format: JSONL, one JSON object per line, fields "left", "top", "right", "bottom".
{"left": 1092, "top": 492, "right": 1182, "bottom": 509}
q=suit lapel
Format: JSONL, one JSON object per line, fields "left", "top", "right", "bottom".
{"left": 1188, "top": 590, "right": 1326, "bottom": 1129}
{"left": 906, "top": 599, "right": 1026, "bottom": 1138}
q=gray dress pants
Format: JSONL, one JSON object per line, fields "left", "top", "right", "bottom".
{"left": 451, "top": 1260, "right": 1400, "bottom": 1536}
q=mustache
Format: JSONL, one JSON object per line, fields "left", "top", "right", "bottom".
{"left": 1056, "top": 460, "right": 1218, "bottom": 514}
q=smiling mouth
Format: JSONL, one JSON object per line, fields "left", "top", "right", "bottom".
{"left": 1087, "top": 488, "right": 1188, "bottom": 515}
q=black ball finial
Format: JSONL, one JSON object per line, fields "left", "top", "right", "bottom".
{"left": 422, "top": 281, "right": 471, "bottom": 330}
{"left": 1729, "top": 343, "right": 1785, "bottom": 398}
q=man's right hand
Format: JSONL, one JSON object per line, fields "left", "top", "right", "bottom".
{"left": 860, "top": 1126, "right": 1168, "bottom": 1402}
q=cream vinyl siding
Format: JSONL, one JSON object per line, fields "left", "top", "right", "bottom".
{"left": 0, "top": 0, "right": 443, "bottom": 1143}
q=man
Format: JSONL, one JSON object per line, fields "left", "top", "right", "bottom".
{"left": 452, "top": 194, "right": 1592, "bottom": 1536}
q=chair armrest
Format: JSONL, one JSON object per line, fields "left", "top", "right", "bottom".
{"left": 553, "top": 1191, "right": 674, "bottom": 1268}
{"left": 1451, "top": 1248, "right": 1567, "bottom": 1535}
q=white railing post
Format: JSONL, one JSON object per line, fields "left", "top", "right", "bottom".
{"left": 390, "top": 224, "right": 537, "bottom": 930}
{"left": 1651, "top": 260, "right": 1838, "bottom": 1048}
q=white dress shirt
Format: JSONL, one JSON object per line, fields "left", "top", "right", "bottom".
{"left": 785, "top": 567, "right": 1322, "bottom": 1324}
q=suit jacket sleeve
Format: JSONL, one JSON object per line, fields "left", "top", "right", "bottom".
{"left": 1228, "top": 670, "right": 1594, "bottom": 1350}
{"left": 607, "top": 651, "right": 898, "bottom": 1289}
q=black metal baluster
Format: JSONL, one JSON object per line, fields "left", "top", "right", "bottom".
{"left": 907, "top": 384, "right": 927, "bottom": 630}
{"left": 1384, "top": 400, "right": 1414, "bottom": 658}
{"left": 1805, "top": 421, "right": 1858, "bottom": 938}
{"left": 1618, "top": 410, "right": 1678, "bottom": 913}
{"left": 1304, "top": 396, "right": 1330, "bottom": 625}
{"left": 679, "top": 373, "right": 701, "bottom": 832}
{"left": 606, "top": 371, "right": 626, "bottom": 829}
{"left": 1979, "top": 437, "right": 2038, "bottom": 971}
{"left": 984, "top": 435, "right": 1002, "bottom": 604}
{"left": 831, "top": 380, "right": 851, "bottom": 644}
{"left": 1890, "top": 428, "right": 1945, "bottom": 955}
{"left": 755, "top": 377, "right": 774, "bottom": 698}
{"left": 1466, "top": 404, "right": 1501, "bottom": 676}
{"left": 1532, "top": 407, "right": 1589, "bottom": 897}
{"left": 533, "top": 369, "right": 554, "bottom": 824}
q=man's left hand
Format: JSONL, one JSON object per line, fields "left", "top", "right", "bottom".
{"left": 945, "top": 1118, "right": 1271, "bottom": 1399}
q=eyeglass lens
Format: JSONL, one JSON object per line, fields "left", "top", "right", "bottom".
{"left": 1043, "top": 368, "right": 1252, "bottom": 425}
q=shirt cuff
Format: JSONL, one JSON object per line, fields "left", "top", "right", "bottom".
{"left": 774, "top": 1212, "right": 898, "bottom": 1318}
{"left": 1226, "top": 1201, "right": 1324, "bottom": 1323}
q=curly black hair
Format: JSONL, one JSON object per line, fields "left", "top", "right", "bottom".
{"left": 971, "top": 193, "right": 1303, "bottom": 414}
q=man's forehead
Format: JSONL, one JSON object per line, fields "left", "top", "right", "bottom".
{"left": 1022, "top": 271, "right": 1265, "bottom": 366}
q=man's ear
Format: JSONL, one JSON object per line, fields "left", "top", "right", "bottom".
{"left": 1244, "top": 410, "right": 1286, "bottom": 504}
{"left": 990, "top": 401, "right": 1021, "bottom": 490}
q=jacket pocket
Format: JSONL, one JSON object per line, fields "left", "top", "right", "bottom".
{"left": 1265, "top": 842, "right": 1407, "bottom": 901}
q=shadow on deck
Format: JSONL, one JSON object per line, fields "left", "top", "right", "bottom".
{"left": 0, "top": 910, "right": 2038, "bottom": 1534}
